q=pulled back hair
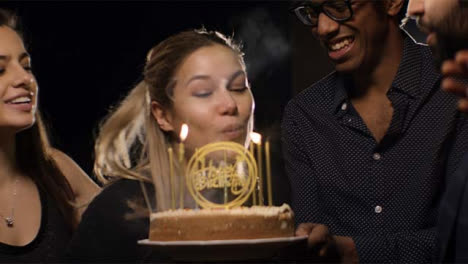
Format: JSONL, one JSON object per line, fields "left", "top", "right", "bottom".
{"left": 0, "top": 8, "right": 16, "bottom": 27}
{"left": 94, "top": 29, "right": 252, "bottom": 211}
{"left": 0, "top": 8, "right": 76, "bottom": 229}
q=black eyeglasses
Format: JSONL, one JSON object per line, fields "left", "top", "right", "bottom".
{"left": 290, "top": 0, "right": 354, "bottom": 27}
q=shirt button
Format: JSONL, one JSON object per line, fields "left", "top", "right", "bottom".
{"left": 375, "top": 205, "right": 383, "bottom": 214}
{"left": 373, "top": 153, "right": 381, "bottom": 160}
{"left": 341, "top": 103, "right": 348, "bottom": 111}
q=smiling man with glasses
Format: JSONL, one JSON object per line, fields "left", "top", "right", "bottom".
{"left": 282, "top": 0, "right": 468, "bottom": 262}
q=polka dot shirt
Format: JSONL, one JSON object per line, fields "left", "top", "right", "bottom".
{"left": 281, "top": 37, "right": 468, "bottom": 263}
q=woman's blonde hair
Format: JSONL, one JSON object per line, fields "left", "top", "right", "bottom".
{"left": 94, "top": 29, "right": 252, "bottom": 211}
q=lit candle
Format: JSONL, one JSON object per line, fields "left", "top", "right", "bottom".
{"left": 250, "top": 133, "right": 260, "bottom": 206}
{"left": 178, "top": 124, "right": 189, "bottom": 209}
{"left": 249, "top": 132, "right": 261, "bottom": 155}
{"left": 251, "top": 132, "right": 263, "bottom": 205}
{"left": 179, "top": 124, "right": 189, "bottom": 162}
{"left": 168, "top": 147, "right": 175, "bottom": 210}
{"left": 265, "top": 141, "right": 273, "bottom": 206}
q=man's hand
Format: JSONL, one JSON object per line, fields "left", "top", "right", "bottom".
{"left": 441, "top": 50, "right": 468, "bottom": 112}
{"left": 296, "top": 223, "right": 334, "bottom": 257}
{"left": 296, "top": 223, "right": 359, "bottom": 263}
{"left": 335, "top": 235, "right": 360, "bottom": 264}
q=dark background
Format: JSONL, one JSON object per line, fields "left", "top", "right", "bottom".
{"left": 2, "top": 1, "right": 424, "bottom": 204}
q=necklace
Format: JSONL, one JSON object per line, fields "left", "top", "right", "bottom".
{"left": 0, "top": 179, "right": 18, "bottom": 228}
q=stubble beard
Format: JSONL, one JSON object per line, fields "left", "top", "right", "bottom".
{"left": 427, "top": 6, "right": 468, "bottom": 68}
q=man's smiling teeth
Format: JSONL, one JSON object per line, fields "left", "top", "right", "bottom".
{"left": 9, "top": 97, "right": 31, "bottom": 104}
{"left": 329, "top": 37, "right": 354, "bottom": 51}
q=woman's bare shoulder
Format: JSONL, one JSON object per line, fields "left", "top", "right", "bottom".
{"left": 48, "top": 148, "right": 101, "bottom": 218}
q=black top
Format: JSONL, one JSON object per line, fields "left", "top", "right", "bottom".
{"left": 438, "top": 152, "right": 468, "bottom": 263}
{"left": 281, "top": 37, "right": 468, "bottom": 263}
{"left": 66, "top": 179, "right": 167, "bottom": 263}
{"left": 0, "top": 187, "right": 72, "bottom": 263}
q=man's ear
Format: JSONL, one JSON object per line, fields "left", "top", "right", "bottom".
{"left": 387, "top": 0, "right": 405, "bottom": 16}
{"left": 151, "top": 101, "right": 174, "bottom": 132}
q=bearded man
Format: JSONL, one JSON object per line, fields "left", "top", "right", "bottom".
{"left": 408, "top": 0, "right": 468, "bottom": 262}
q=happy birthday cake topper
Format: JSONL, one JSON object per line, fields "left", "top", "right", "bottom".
{"left": 166, "top": 126, "right": 273, "bottom": 211}
{"left": 186, "top": 141, "right": 258, "bottom": 209}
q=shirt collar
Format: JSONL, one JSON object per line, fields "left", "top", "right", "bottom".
{"left": 390, "top": 36, "right": 424, "bottom": 98}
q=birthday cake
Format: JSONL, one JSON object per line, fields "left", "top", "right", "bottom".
{"left": 149, "top": 204, "right": 294, "bottom": 241}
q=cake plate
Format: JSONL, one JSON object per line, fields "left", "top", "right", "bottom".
{"left": 138, "top": 236, "right": 307, "bottom": 262}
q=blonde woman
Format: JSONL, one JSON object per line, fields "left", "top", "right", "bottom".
{"left": 67, "top": 29, "right": 254, "bottom": 262}
{"left": 0, "top": 9, "right": 100, "bottom": 262}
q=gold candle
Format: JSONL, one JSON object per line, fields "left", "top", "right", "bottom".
{"left": 223, "top": 150, "right": 228, "bottom": 205}
{"left": 222, "top": 150, "right": 229, "bottom": 204}
{"left": 179, "top": 159, "right": 185, "bottom": 209}
{"left": 178, "top": 143, "right": 184, "bottom": 162}
{"left": 178, "top": 143, "right": 185, "bottom": 209}
{"left": 249, "top": 141, "right": 255, "bottom": 158}
{"left": 256, "top": 140, "right": 264, "bottom": 205}
{"left": 265, "top": 141, "right": 273, "bottom": 206}
{"left": 178, "top": 143, "right": 184, "bottom": 209}
{"left": 168, "top": 147, "right": 176, "bottom": 210}
{"left": 249, "top": 141, "right": 257, "bottom": 205}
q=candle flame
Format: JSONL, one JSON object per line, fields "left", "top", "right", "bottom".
{"left": 180, "top": 124, "right": 189, "bottom": 142}
{"left": 250, "top": 132, "right": 262, "bottom": 144}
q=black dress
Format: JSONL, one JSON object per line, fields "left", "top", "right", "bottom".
{"left": 66, "top": 179, "right": 167, "bottom": 263}
{"left": 0, "top": 187, "right": 72, "bottom": 263}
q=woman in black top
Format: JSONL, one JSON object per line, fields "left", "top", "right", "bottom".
{"left": 0, "top": 9, "right": 100, "bottom": 262}
{"left": 68, "top": 29, "right": 255, "bottom": 262}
